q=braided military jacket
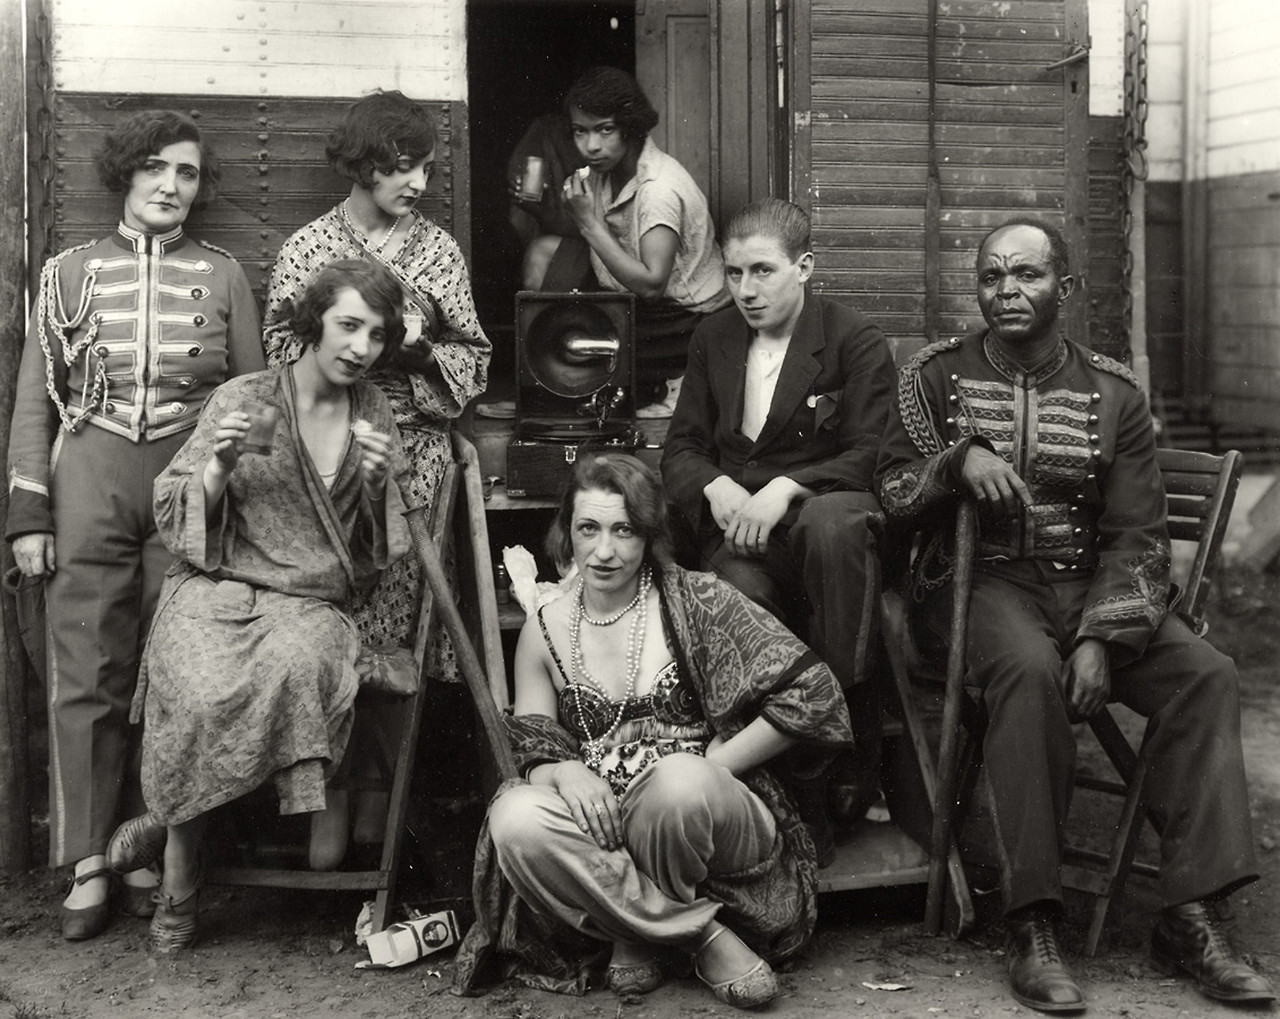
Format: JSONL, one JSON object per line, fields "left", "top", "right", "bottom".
{"left": 875, "top": 330, "right": 1170, "bottom": 665}
{"left": 7, "top": 223, "right": 263, "bottom": 538}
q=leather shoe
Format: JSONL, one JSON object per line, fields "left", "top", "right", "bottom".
{"left": 1005, "top": 913, "right": 1085, "bottom": 1013}
{"left": 1151, "top": 900, "right": 1276, "bottom": 1003}
{"left": 60, "top": 867, "right": 111, "bottom": 941}
{"left": 107, "top": 814, "right": 167, "bottom": 874}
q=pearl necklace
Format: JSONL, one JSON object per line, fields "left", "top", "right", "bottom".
{"left": 580, "top": 581, "right": 645, "bottom": 626}
{"left": 569, "top": 567, "right": 650, "bottom": 770}
{"left": 341, "top": 198, "right": 401, "bottom": 253}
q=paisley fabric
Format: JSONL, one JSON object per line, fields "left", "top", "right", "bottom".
{"left": 453, "top": 565, "right": 853, "bottom": 996}
{"left": 136, "top": 367, "right": 411, "bottom": 825}
{"left": 262, "top": 207, "right": 490, "bottom": 668}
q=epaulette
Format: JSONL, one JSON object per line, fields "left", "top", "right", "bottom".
{"left": 897, "top": 336, "right": 964, "bottom": 456}
{"left": 196, "top": 238, "right": 237, "bottom": 261}
{"left": 1087, "top": 351, "right": 1141, "bottom": 389}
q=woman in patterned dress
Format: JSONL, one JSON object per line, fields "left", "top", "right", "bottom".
{"left": 263, "top": 90, "right": 490, "bottom": 661}
{"left": 110, "top": 260, "right": 413, "bottom": 953}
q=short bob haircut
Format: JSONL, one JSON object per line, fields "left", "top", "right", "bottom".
{"left": 563, "top": 67, "right": 659, "bottom": 145}
{"left": 724, "top": 198, "right": 812, "bottom": 262}
{"left": 548, "top": 454, "right": 675, "bottom": 574}
{"left": 288, "top": 259, "right": 408, "bottom": 365}
{"left": 95, "top": 110, "right": 220, "bottom": 208}
{"left": 327, "top": 90, "right": 438, "bottom": 189}
{"left": 977, "top": 216, "right": 1071, "bottom": 279}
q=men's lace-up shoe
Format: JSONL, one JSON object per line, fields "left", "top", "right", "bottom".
{"left": 1005, "top": 912, "right": 1085, "bottom": 1013}
{"left": 1151, "top": 900, "right": 1275, "bottom": 1003}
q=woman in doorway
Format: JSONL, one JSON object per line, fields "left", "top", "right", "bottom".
{"left": 558, "top": 66, "right": 731, "bottom": 417}
{"left": 454, "top": 455, "right": 852, "bottom": 1007}
{"left": 111, "top": 260, "right": 411, "bottom": 953}
{"left": 262, "top": 90, "right": 490, "bottom": 856}
{"left": 5, "top": 109, "right": 263, "bottom": 940}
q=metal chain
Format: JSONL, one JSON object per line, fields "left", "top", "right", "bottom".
{"left": 1119, "top": 0, "right": 1149, "bottom": 360}
{"left": 33, "top": 0, "right": 56, "bottom": 270}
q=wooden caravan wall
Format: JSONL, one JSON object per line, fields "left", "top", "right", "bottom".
{"left": 1198, "top": 3, "right": 1280, "bottom": 432}
{"left": 789, "top": 0, "right": 1091, "bottom": 363}
{"left": 28, "top": 0, "right": 469, "bottom": 305}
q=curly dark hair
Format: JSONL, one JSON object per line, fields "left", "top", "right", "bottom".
{"left": 288, "top": 259, "right": 407, "bottom": 366}
{"left": 95, "top": 110, "right": 219, "bottom": 207}
{"left": 977, "top": 216, "right": 1071, "bottom": 278}
{"left": 326, "top": 90, "right": 438, "bottom": 188}
{"left": 547, "top": 454, "right": 674, "bottom": 574}
{"left": 563, "top": 66, "right": 659, "bottom": 144}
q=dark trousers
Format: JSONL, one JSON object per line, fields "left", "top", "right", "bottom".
{"left": 919, "top": 560, "right": 1258, "bottom": 915}
{"left": 45, "top": 426, "right": 184, "bottom": 865}
{"left": 698, "top": 491, "right": 882, "bottom": 713}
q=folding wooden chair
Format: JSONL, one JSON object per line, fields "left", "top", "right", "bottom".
{"left": 920, "top": 447, "right": 1243, "bottom": 952}
{"left": 206, "top": 433, "right": 517, "bottom": 934}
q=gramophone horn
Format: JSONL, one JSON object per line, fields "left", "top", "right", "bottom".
{"left": 525, "top": 299, "right": 622, "bottom": 398}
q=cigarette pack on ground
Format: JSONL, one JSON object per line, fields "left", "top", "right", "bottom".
{"left": 357, "top": 910, "right": 460, "bottom": 969}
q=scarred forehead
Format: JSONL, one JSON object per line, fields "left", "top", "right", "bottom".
{"left": 977, "top": 224, "right": 1055, "bottom": 272}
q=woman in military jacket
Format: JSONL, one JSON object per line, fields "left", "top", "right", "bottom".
{"left": 6, "top": 110, "right": 263, "bottom": 940}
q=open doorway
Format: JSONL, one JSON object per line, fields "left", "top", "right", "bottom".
{"left": 467, "top": 0, "right": 636, "bottom": 386}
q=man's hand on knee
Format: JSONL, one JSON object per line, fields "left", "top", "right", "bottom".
{"left": 1063, "top": 638, "right": 1111, "bottom": 722}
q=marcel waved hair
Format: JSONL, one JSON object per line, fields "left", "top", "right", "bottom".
{"left": 724, "top": 198, "right": 812, "bottom": 261}
{"left": 327, "top": 90, "right": 438, "bottom": 188}
{"left": 288, "top": 259, "right": 407, "bottom": 364}
{"left": 96, "top": 109, "right": 220, "bottom": 207}
{"left": 548, "top": 454, "right": 675, "bottom": 573}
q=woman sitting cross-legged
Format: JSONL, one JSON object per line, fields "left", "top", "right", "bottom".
{"left": 107, "top": 260, "right": 412, "bottom": 952}
{"left": 453, "top": 455, "right": 853, "bottom": 1009}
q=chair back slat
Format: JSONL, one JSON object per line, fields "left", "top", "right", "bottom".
{"left": 1155, "top": 447, "right": 1243, "bottom": 626}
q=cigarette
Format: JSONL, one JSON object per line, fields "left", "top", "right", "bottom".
{"left": 351, "top": 419, "right": 374, "bottom": 438}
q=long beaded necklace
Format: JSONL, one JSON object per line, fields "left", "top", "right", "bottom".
{"left": 569, "top": 566, "right": 651, "bottom": 770}
{"left": 341, "top": 198, "right": 401, "bottom": 253}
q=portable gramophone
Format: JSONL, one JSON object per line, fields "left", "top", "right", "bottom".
{"left": 507, "top": 290, "right": 639, "bottom": 497}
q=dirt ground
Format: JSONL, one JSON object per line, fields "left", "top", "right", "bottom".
{"left": 1, "top": 564, "right": 1277, "bottom": 1019}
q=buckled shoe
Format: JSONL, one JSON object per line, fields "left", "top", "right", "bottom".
{"left": 1006, "top": 913, "right": 1085, "bottom": 1013}
{"left": 1151, "top": 900, "right": 1275, "bottom": 1003}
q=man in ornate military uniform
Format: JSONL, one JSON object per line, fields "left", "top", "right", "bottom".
{"left": 876, "top": 218, "right": 1272, "bottom": 1013}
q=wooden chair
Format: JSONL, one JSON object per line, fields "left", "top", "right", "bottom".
{"left": 920, "top": 447, "right": 1243, "bottom": 952}
{"left": 206, "top": 433, "right": 517, "bottom": 934}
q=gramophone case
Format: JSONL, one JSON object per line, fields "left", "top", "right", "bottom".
{"left": 507, "top": 290, "right": 640, "bottom": 497}
{"left": 506, "top": 437, "right": 641, "bottom": 498}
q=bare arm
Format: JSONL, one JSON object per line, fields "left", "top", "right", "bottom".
{"left": 704, "top": 716, "right": 798, "bottom": 776}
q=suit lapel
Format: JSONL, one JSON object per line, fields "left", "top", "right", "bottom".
{"left": 752, "top": 293, "right": 824, "bottom": 450}
{"left": 711, "top": 315, "right": 750, "bottom": 437}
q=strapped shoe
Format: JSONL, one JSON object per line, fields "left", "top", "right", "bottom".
{"left": 61, "top": 867, "right": 111, "bottom": 941}
{"left": 606, "top": 958, "right": 664, "bottom": 996}
{"left": 694, "top": 924, "right": 779, "bottom": 1010}
{"left": 107, "top": 813, "right": 167, "bottom": 874}
{"left": 1005, "top": 913, "right": 1085, "bottom": 1013}
{"left": 1150, "top": 900, "right": 1276, "bottom": 1003}
{"left": 149, "top": 883, "right": 199, "bottom": 954}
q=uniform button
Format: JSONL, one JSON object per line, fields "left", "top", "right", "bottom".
{"left": 194, "top": 260, "right": 211, "bottom": 272}
{"left": 1069, "top": 505, "right": 1078, "bottom": 514}
{"left": 188, "top": 345, "right": 202, "bottom": 357}
{"left": 1091, "top": 392, "right": 1101, "bottom": 402}
{"left": 948, "top": 440, "right": 956, "bottom": 447}
{"left": 949, "top": 394, "right": 958, "bottom": 403}
{"left": 191, "top": 286, "right": 208, "bottom": 299}
{"left": 1073, "top": 527, "right": 1083, "bottom": 536}
{"left": 949, "top": 374, "right": 959, "bottom": 382}
{"left": 949, "top": 337, "right": 959, "bottom": 345}
{"left": 1075, "top": 547, "right": 1085, "bottom": 556}
{"left": 169, "top": 402, "right": 185, "bottom": 413}
{"left": 1092, "top": 449, "right": 1102, "bottom": 458}
{"left": 105, "top": 402, "right": 116, "bottom": 413}
{"left": 1088, "top": 414, "right": 1098, "bottom": 424}
{"left": 193, "top": 314, "right": 207, "bottom": 327}
{"left": 1091, "top": 354, "right": 1100, "bottom": 363}
{"left": 1086, "top": 473, "right": 1096, "bottom": 481}
{"left": 1090, "top": 434, "right": 1100, "bottom": 443}
{"left": 95, "top": 345, "right": 108, "bottom": 358}
{"left": 946, "top": 417, "right": 956, "bottom": 426}
{"left": 85, "top": 259, "right": 102, "bottom": 271}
